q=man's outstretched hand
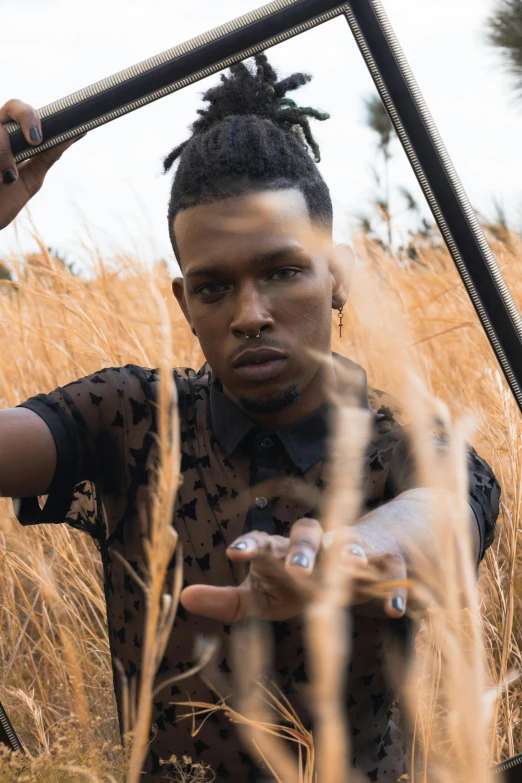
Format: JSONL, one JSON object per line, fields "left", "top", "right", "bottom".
{"left": 0, "top": 99, "right": 79, "bottom": 230}
{"left": 180, "top": 516, "right": 408, "bottom": 624}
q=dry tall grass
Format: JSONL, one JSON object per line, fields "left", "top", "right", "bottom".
{"left": 0, "top": 225, "right": 520, "bottom": 781}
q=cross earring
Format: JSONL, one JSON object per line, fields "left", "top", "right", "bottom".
{"left": 338, "top": 306, "right": 344, "bottom": 338}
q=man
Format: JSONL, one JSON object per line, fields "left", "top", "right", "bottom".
{"left": 0, "top": 55, "right": 499, "bottom": 781}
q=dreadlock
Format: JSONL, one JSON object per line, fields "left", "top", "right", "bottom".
{"left": 163, "top": 53, "right": 333, "bottom": 259}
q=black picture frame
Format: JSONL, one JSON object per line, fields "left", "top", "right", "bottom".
{"left": 6, "top": 0, "right": 522, "bottom": 413}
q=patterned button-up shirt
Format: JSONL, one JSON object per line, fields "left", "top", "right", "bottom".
{"left": 15, "top": 355, "right": 500, "bottom": 782}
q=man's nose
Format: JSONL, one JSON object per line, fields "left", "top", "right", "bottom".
{"left": 230, "top": 286, "right": 274, "bottom": 338}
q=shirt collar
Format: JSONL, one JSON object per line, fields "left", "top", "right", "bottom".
{"left": 209, "top": 354, "right": 368, "bottom": 474}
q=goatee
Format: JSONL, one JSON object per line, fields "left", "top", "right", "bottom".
{"left": 238, "top": 384, "right": 300, "bottom": 415}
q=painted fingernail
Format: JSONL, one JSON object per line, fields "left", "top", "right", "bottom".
{"left": 2, "top": 169, "right": 16, "bottom": 185}
{"left": 229, "top": 541, "right": 248, "bottom": 551}
{"left": 29, "top": 126, "right": 41, "bottom": 143}
{"left": 391, "top": 596, "right": 405, "bottom": 613}
{"left": 347, "top": 544, "right": 366, "bottom": 559}
{"left": 290, "top": 554, "right": 310, "bottom": 569}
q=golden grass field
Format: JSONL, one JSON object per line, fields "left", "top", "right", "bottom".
{"left": 0, "top": 224, "right": 520, "bottom": 782}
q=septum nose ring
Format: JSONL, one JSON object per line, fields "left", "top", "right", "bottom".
{"left": 244, "top": 330, "right": 261, "bottom": 339}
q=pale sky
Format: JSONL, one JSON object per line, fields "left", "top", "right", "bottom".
{"left": 1, "top": 0, "right": 520, "bottom": 270}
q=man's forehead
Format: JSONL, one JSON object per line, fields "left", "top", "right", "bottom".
{"left": 173, "top": 189, "right": 330, "bottom": 272}
{"left": 175, "top": 189, "right": 311, "bottom": 246}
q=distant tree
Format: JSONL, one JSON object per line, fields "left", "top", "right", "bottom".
{"left": 362, "top": 94, "right": 438, "bottom": 257}
{"left": 364, "top": 95, "right": 395, "bottom": 246}
{"left": 486, "top": 0, "right": 522, "bottom": 92}
{"left": 0, "top": 262, "right": 12, "bottom": 281}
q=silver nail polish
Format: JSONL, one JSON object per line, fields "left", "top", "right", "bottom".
{"left": 391, "top": 596, "right": 405, "bottom": 613}
{"left": 290, "top": 554, "right": 310, "bottom": 568}
{"left": 230, "top": 541, "right": 248, "bottom": 551}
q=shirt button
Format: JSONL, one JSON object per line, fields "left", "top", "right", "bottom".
{"left": 255, "top": 496, "right": 268, "bottom": 509}
{"left": 260, "top": 437, "right": 273, "bottom": 449}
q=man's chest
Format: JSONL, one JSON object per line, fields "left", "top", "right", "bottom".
{"left": 101, "top": 412, "right": 401, "bottom": 670}
{"left": 174, "top": 441, "right": 325, "bottom": 589}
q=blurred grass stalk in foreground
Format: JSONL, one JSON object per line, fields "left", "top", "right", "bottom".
{"left": 0, "top": 221, "right": 519, "bottom": 780}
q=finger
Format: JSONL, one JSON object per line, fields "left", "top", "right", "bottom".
{"left": 0, "top": 99, "right": 42, "bottom": 146}
{"left": 227, "top": 531, "right": 288, "bottom": 561}
{"left": 180, "top": 584, "right": 249, "bottom": 623}
{"left": 285, "top": 517, "right": 323, "bottom": 576}
{"left": 340, "top": 540, "right": 370, "bottom": 585}
{"left": 323, "top": 527, "right": 371, "bottom": 554}
{"left": 371, "top": 553, "right": 407, "bottom": 619}
{"left": 0, "top": 122, "right": 18, "bottom": 184}
{"left": 341, "top": 541, "right": 368, "bottom": 564}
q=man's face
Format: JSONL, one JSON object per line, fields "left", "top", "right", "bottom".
{"left": 172, "top": 188, "right": 345, "bottom": 415}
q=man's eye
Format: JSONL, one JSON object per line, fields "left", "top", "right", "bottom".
{"left": 270, "top": 268, "right": 300, "bottom": 281}
{"left": 196, "top": 283, "right": 228, "bottom": 295}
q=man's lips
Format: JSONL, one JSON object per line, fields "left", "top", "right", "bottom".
{"left": 232, "top": 348, "right": 288, "bottom": 382}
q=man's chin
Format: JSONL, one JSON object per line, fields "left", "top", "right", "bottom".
{"left": 237, "top": 383, "right": 300, "bottom": 415}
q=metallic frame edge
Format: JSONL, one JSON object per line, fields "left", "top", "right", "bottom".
{"left": 345, "top": 0, "right": 522, "bottom": 412}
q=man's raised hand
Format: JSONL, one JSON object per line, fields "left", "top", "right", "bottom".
{"left": 0, "top": 99, "right": 78, "bottom": 230}
{"left": 179, "top": 517, "right": 408, "bottom": 623}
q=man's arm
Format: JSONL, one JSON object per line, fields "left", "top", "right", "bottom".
{"left": 0, "top": 98, "right": 78, "bottom": 497}
{"left": 383, "top": 423, "right": 499, "bottom": 567}
{"left": 0, "top": 408, "right": 57, "bottom": 498}
{"left": 2, "top": 365, "right": 158, "bottom": 532}
{"left": 179, "top": 488, "right": 482, "bottom": 624}
{"left": 356, "top": 488, "right": 480, "bottom": 562}
{"left": 352, "top": 487, "right": 481, "bottom": 616}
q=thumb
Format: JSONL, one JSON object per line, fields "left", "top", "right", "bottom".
{"left": 180, "top": 584, "right": 248, "bottom": 623}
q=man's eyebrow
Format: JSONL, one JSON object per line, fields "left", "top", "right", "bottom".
{"left": 249, "top": 246, "right": 307, "bottom": 267}
{"left": 185, "top": 247, "right": 306, "bottom": 279}
{"left": 186, "top": 265, "right": 222, "bottom": 280}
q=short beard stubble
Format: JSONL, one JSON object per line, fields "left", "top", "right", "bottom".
{"left": 237, "top": 383, "right": 300, "bottom": 415}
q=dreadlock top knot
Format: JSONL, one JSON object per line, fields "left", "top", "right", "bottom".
{"left": 164, "top": 53, "right": 330, "bottom": 171}
{"left": 164, "top": 53, "right": 333, "bottom": 259}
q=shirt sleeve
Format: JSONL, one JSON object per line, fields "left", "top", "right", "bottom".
{"left": 384, "top": 428, "right": 500, "bottom": 562}
{"left": 14, "top": 364, "right": 158, "bottom": 538}
{"left": 466, "top": 446, "right": 500, "bottom": 560}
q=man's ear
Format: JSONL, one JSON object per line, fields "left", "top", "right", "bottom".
{"left": 172, "top": 277, "right": 193, "bottom": 331}
{"left": 330, "top": 243, "right": 354, "bottom": 309}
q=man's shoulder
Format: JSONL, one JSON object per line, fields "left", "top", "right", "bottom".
{"left": 61, "top": 363, "right": 158, "bottom": 390}
{"left": 52, "top": 362, "right": 211, "bottom": 428}
{"left": 332, "top": 354, "right": 404, "bottom": 425}
{"left": 367, "top": 385, "right": 406, "bottom": 435}
{"left": 367, "top": 385, "right": 403, "bottom": 417}
{"left": 62, "top": 362, "right": 210, "bottom": 396}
